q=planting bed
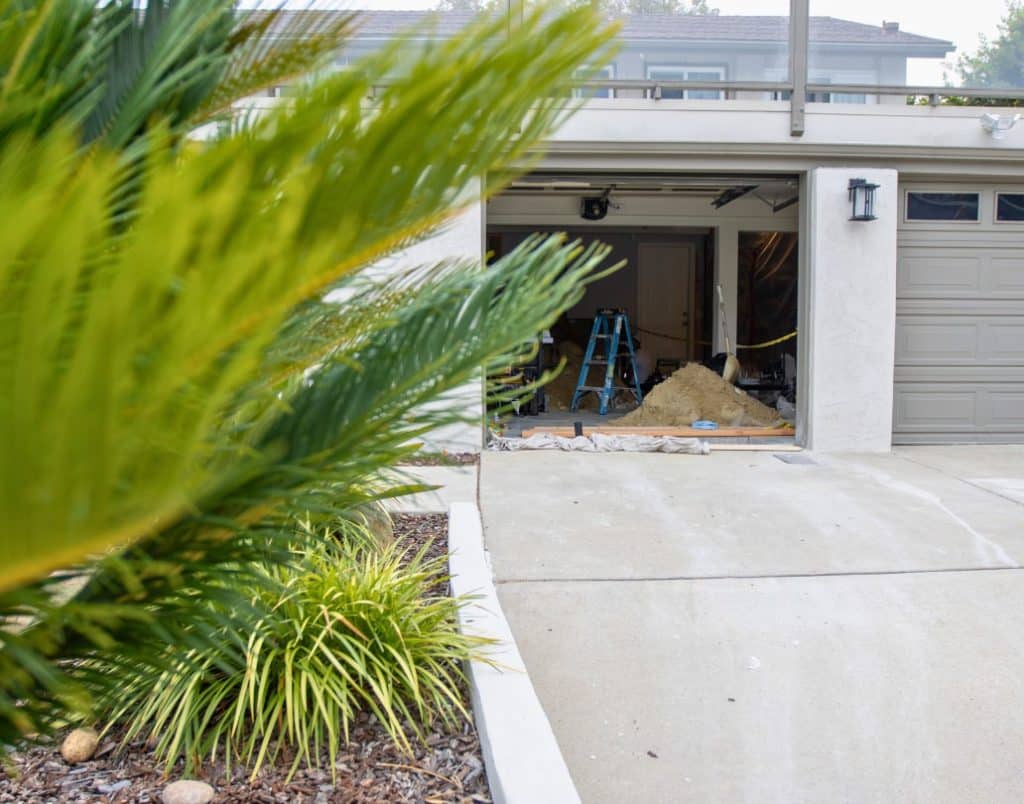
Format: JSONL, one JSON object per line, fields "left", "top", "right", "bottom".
{"left": 398, "top": 453, "right": 479, "bottom": 467}
{"left": 0, "top": 515, "right": 491, "bottom": 804}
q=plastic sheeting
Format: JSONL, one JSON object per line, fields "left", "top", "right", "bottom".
{"left": 489, "top": 432, "right": 709, "bottom": 454}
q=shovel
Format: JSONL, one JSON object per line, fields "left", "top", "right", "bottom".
{"left": 716, "top": 285, "right": 741, "bottom": 385}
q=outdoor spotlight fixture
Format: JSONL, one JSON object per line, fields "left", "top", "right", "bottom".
{"left": 980, "top": 112, "right": 1021, "bottom": 140}
{"left": 580, "top": 187, "right": 618, "bottom": 220}
{"left": 848, "top": 178, "right": 879, "bottom": 221}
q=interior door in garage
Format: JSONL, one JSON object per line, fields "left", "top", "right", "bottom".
{"left": 894, "top": 187, "right": 1024, "bottom": 444}
{"left": 637, "top": 240, "right": 696, "bottom": 365}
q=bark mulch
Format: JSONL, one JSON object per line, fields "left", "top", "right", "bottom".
{"left": 397, "top": 453, "right": 478, "bottom": 467}
{"left": 393, "top": 513, "right": 450, "bottom": 570}
{"left": 0, "top": 515, "right": 491, "bottom": 804}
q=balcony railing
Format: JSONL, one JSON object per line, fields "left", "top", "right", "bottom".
{"left": 277, "top": 0, "right": 1024, "bottom": 139}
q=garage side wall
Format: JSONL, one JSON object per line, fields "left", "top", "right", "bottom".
{"left": 804, "top": 168, "right": 898, "bottom": 452}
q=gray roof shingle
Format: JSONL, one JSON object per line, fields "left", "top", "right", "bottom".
{"left": 266, "top": 10, "right": 953, "bottom": 51}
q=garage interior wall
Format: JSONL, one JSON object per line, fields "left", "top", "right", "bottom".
{"left": 486, "top": 190, "right": 799, "bottom": 360}
{"left": 491, "top": 228, "right": 712, "bottom": 364}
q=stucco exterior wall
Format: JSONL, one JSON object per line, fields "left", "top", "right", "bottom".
{"left": 376, "top": 105, "right": 1024, "bottom": 453}
{"left": 378, "top": 200, "right": 486, "bottom": 453}
{"left": 802, "top": 167, "right": 898, "bottom": 452}
{"left": 543, "top": 101, "right": 1024, "bottom": 162}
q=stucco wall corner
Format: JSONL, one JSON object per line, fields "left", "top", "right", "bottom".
{"left": 804, "top": 167, "right": 898, "bottom": 453}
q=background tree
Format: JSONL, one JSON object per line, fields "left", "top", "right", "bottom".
{"left": 956, "top": 0, "right": 1024, "bottom": 89}
{"left": 930, "top": 0, "right": 1024, "bottom": 106}
{"left": 603, "top": 0, "right": 717, "bottom": 14}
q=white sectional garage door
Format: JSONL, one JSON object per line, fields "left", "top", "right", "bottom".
{"left": 894, "top": 185, "right": 1024, "bottom": 444}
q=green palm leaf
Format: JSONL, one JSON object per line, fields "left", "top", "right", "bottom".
{"left": 0, "top": 0, "right": 621, "bottom": 749}
{"left": 0, "top": 6, "right": 616, "bottom": 592}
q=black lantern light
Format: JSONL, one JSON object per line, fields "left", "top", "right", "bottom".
{"left": 848, "top": 178, "right": 879, "bottom": 221}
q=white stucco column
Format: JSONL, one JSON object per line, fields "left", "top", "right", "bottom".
{"left": 801, "top": 167, "right": 898, "bottom": 452}
{"left": 713, "top": 222, "right": 739, "bottom": 354}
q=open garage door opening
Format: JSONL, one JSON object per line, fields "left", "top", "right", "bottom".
{"left": 486, "top": 171, "right": 801, "bottom": 443}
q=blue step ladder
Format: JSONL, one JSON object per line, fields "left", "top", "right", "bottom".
{"left": 570, "top": 309, "right": 644, "bottom": 415}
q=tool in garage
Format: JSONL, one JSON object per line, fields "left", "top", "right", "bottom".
{"left": 716, "top": 285, "right": 741, "bottom": 384}
{"left": 571, "top": 309, "right": 644, "bottom": 415}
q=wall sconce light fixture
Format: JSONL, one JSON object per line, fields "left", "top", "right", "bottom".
{"left": 848, "top": 178, "right": 879, "bottom": 221}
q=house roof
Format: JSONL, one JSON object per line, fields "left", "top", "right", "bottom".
{"left": 278, "top": 11, "right": 953, "bottom": 53}
{"left": 620, "top": 15, "right": 952, "bottom": 50}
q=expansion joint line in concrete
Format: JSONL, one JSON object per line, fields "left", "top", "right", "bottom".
{"left": 496, "top": 564, "right": 1024, "bottom": 586}
{"left": 893, "top": 452, "right": 1024, "bottom": 510}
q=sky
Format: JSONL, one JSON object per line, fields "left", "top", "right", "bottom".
{"left": 716, "top": 0, "right": 1010, "bottom": 84}
{"left": 253, "top": 0, "right": 1014, "bottom": 86}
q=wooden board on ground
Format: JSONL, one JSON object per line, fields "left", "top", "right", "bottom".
{"left": 708, "top": 443, "right": 803, "bottom": 452}
{"left": 520, "top": 425, "right": 796, "bottom": 439}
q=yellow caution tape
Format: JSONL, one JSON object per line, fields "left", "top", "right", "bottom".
{"left": 686, "top": 331, "right": 799, "bottom": 350}
{"left": 736, "top": 330, "right": 798, "bottom": 350}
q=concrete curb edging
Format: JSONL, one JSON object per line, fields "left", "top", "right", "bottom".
{"left": 447, "top": 502, "right": 581, "bottom": 804}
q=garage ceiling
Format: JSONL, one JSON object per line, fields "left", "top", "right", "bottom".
{"left": 502, "top": 172, "right": 800, "bottom": 211}
{"left": 503, "top": 172, "right": 798, "bottom": 198}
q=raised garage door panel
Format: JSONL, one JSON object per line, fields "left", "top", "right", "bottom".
{"left": 895, "top": 201, "right": 1024, "bottom": 444}
{"left": 897, "top": 317, "right": 1024, "bottom": 365}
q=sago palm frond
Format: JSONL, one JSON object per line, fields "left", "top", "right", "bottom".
{"left": 3, "top": 234, "right": 616, "bottom": 744}
{"left": 191, "top": 5, "right": 355, "bottom": 125}
{"left": 81, "top": 0, "right": 237, "bottom": 149}
{"left": 0, "top": 6, "right": 616, "bottom": 594}
{"left": 0, "top": 0, "right": 103, "bottom": 143}
{"left": 0, "top": 1, "right": 354, "bottom": 153}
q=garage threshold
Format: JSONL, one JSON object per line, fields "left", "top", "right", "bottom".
{"left": 497, "top": 410, "right": 797, "bottom": 451}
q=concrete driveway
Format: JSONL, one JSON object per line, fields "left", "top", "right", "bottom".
{"left": 479, "top": 446, "right": 1024, "bottom": 804}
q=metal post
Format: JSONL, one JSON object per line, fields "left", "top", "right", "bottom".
{"left": 789, "top": 0, "right": 809, "bottom": 137}
{"left": 506, "top": 0, "right": 523, "bottom": 34}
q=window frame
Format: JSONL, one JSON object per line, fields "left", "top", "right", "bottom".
{"left": 994, "top": 191, "right": 1024, "bottom": 224}
{"left": 644, "top": 64, "right": 727, "bottom": 100}
{"left": 903, "top": 190, "right": 983, "bottom": 224}
{"left": 766, "top": 69, "right": 874, "bottom": 104}
{"left": 573, "top": 63, "right": 616, "bottom": 99}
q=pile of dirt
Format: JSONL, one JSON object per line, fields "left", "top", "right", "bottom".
{"left": 618, "top": 362, "right": 784, "bottom": 428}
{"left": 544, "top": 341, "right": 597, "bottom": 412}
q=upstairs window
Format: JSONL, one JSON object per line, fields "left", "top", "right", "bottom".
{"left": 646, "top": 66, "right": 725, "bottom": 100}
{"left": 827, "top": 91, "right": 868, "bottom": 104}
{"left": 906, "top": 192, "right": 980, "bottom": 222}
{"left": 807, "top": 79, "right": 866, "bottom": 104}
{"left": 574, "top": 65, "right": 615, "bottom": 99}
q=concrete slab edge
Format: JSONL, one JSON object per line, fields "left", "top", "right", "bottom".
{"left": 447, "top": 502, "right": 581, "bottom": 804}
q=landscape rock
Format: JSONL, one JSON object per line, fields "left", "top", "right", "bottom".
{"left": 59, "top": 728, "right": 99, "bottom": 764}
{"left": 162, "top": 779, "right": 215, "bottom": 804}
{"left": 348, "top": 502, "right": 395, "bottom": 548}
